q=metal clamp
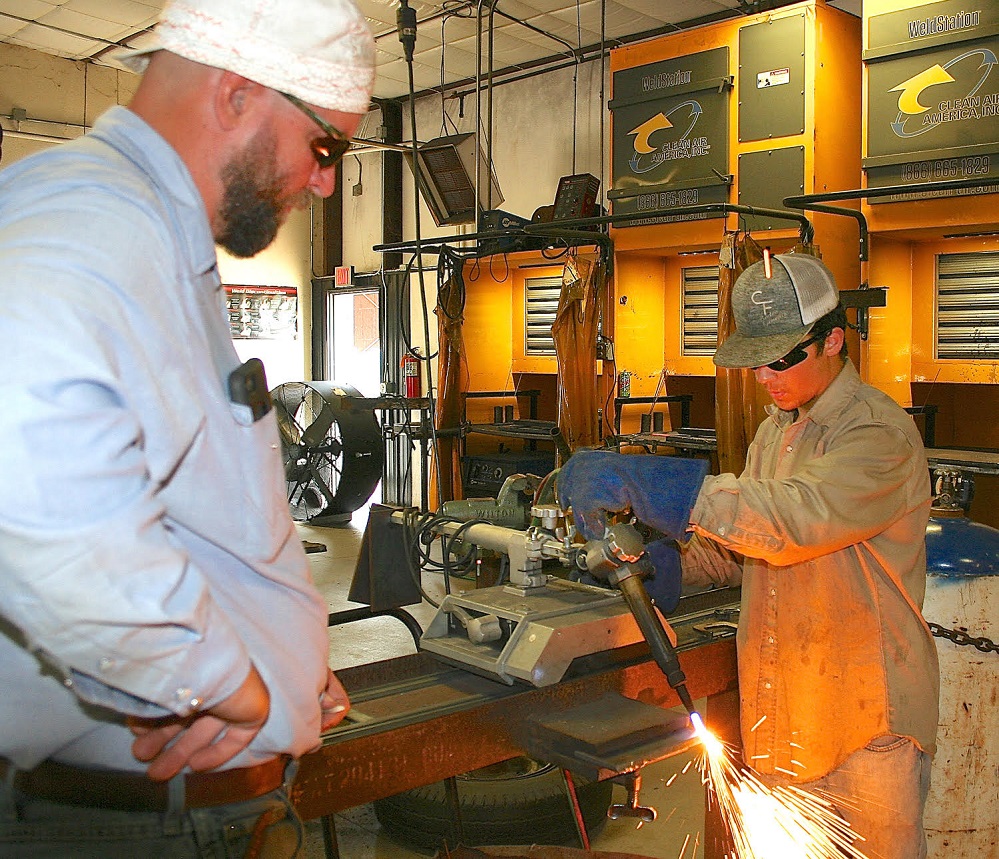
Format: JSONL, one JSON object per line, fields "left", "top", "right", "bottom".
{"left": 607, "top": 771, "right": 657, "bottom": 823}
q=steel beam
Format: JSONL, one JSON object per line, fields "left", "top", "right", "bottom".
{"left": 292, "top": 638, "right": 738, "bottom": 818}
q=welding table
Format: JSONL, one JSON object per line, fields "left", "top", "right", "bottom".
{"left": 293, "top": 590, "right": 741, "bottom": 857}
{"left": 925, "top": 446, "right": 999, "bottom": 476}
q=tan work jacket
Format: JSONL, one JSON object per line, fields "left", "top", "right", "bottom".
{"left": 683, "top": 360, "right": 939, "bottom": 780}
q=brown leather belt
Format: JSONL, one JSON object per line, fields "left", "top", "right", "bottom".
{"left": 1, "top": 755, "right": 289, "bottom": 813}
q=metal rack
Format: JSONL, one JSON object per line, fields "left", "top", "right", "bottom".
{"left": 334, "top": 395, "right": 433, "bottom": 510}
{"left": 373, "top": 202, "right": 814, "bottom": 264}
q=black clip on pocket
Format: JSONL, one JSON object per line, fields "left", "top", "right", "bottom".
{"left": 228, "top": 358, "right": 273, "bottom": 421}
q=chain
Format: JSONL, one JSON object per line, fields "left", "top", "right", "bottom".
{"left": 928, "top": 621, "right": 999, "bottom": 654}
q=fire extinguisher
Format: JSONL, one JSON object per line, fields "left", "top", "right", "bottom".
{"left": 401, "top": 348, "right": 422, "bottom": 398}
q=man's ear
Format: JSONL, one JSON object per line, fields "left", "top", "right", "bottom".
{"left": 213, "top": 71, "right": 264, "bottom": 132}
{"left": 823, "top": 326, "right": 846, "bottom": 357}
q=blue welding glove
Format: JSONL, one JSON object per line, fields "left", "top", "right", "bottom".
{"left": 556, "top": 450, "right": 708, "bottom": 541}
{"left": 644, "top": 538, "right": 682, "bottom": 613}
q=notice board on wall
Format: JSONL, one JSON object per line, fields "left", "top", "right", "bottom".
{"left": 865, "top": 0, "right": 999, "bottom": 199}
{"left": 224, "top": 285, "right": 298, "bottom": 340}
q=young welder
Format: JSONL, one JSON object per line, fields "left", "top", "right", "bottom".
{"left": 559, "top": 253, "right": 939, "bottom": 859}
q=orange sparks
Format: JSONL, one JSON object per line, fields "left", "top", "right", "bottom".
{"left": 678, "top": 832, "right": 692, "bottom": 859}
{"left": 688, "top": 712, "right": 870, "bottom": 859}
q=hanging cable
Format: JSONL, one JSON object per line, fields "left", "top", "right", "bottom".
{"left": 439, "top": 15, "right": 449, "bottom": 137}
{"left": 397, "top": 0, "right": 447, "bottom": 509}
{"left": 437, "top": 13, "right": 467, "bottom": 139}
{"left": 599, "top": 0, "right": 607, "bottom": 214}
{"left": 573, "top": 0, "right": 582, "bottom": 173}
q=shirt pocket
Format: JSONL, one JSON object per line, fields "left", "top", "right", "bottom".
{"left": 220, "top": 401, "right": 291, "bottom": 561}
{"left": 158, "top": 395, "right": 292, "bottom": 563}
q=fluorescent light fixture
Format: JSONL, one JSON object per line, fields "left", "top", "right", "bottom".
{"left": 405, "top": 133, "right": 504, "bottom": 226}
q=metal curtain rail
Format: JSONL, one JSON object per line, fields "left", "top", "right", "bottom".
{"left": 783, "top": 176, "right": 999, "bottom": 262}
{"left": 372, "top": 202, "right": 812, "bottom": 257}
{"left": 372, "top": 229, "right": 611, "bottom": 255}
{"left": 521, "top": 203, "right": 813, "bottom": 239}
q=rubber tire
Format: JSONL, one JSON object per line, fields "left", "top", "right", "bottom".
{"left": 373, "top": 757, "right": 613, "bottom": 849}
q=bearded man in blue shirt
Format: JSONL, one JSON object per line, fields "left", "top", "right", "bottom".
{"left": 0, "top": 0, "right": 374, "bottom": 855}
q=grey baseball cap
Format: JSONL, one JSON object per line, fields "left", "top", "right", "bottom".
{"left": 713, "top": 253, "right": 839, "bottom": 369}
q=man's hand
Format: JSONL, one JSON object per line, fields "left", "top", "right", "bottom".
{"left": 319, "top": 667, "right": 350, "bottom": 731}
{"left": 557, "top": 450, "right": 709, "bottom": 540}
{"left": 128, "top": 664, "right": 270, "bottom": 781}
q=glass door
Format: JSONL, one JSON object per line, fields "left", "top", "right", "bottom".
{"left": 327, "top": 288, "right": 381, "bottom": 396}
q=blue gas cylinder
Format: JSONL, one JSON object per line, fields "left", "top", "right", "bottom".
{"left": 923, "top": 508, "right": 999, "bottom": 858}
{"left": 925, "top": 508, "right": 999, "bottom": 576}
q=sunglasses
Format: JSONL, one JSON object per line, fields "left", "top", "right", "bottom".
{"left": 756, "top": 331, "right": 825, "bottom": 372}
{"left": 279, "top": 91, "right": 353, "bottom": 169}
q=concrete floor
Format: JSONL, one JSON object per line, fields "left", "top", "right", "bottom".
{"left": 297, "top": 509, "right": 707, "bottom": 859}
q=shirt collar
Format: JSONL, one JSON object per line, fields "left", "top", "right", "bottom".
{"left": 766, "top": 360, "right": 861, "bottom": 429}
{"left": 89, "top": 106, "right": 218, "bottom": 278}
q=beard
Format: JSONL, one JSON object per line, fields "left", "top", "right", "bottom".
{"left": 215, "top": 130, "right": 304, "bottom": 258}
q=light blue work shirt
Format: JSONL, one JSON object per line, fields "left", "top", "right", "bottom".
{"left": 0, "top": 107, "right": 330, "bottom": 771}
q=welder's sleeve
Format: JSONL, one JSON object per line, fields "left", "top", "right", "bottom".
{"left": 679, "top": 531, "right": 745, "bottom": 589}
{"left": 556, "top": 450, "right": 709, "bottom": 541}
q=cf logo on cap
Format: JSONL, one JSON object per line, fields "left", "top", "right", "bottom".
{"left": 751, "top": 290, "right": 773, "bottom": 315}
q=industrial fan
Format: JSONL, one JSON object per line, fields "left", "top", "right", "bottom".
{"left": 270, "top": 381, "right": 384, "bottom": 524}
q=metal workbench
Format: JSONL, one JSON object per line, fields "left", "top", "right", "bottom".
{"left": 293, "top": 591, "right": 741, "bottom": 857}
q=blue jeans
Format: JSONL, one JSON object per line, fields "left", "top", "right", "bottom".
{"left": 0, "top": 764, "right": 304, "bottom": 859}
{"left": 760, "top": 735, "right": 932, "bottom": 859}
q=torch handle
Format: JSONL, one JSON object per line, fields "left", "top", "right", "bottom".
{"left": 615, "top": 572, "right": 696, "bottom": 716}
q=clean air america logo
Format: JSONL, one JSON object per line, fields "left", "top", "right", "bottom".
{"left": 627, "top": 102, "right": 709, "bottom": 174}
{"left": 888, "top": 46, "right": 998, "bottom": 138}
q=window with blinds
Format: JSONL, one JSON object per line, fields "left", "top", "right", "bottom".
{"left": 936, "top": 251, "right": 999, "bottom": 360}
{"left": 682, "top": 266, "right": 720, "bottom": 356}
{"left": 525, "top": 275, "right": 561, "bottom": 356}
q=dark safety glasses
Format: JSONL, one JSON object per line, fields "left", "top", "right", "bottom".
{"left": 756, "top": 331, "right": 824, "bottom": 372}
{"left": 280, "top": 91, "right": 353, "bottom": 169}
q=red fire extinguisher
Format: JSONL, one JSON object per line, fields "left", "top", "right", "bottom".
{"left": 401, "top": 348, "right": 422, "bottom": 398}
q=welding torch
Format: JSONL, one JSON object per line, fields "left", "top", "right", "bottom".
{"left": 577, "top": 523, "right": 698, "bottom": 718}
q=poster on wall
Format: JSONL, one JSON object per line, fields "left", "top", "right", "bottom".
{"left": 865, "top": 0, "right": 999, "bottom": 199}
{"left": 608, "top": 47, "right": 731, "bottom": 225}
{"left": 224, "top": 285, "right": 298, "bottom": 340}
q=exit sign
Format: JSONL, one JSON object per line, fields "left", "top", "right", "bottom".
{"left": 334, "top": 265, "right": 354, "bottom": 287}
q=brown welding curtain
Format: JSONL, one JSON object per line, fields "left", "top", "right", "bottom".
{"left": 715, "top": 235, "right": 821, "bottom": 475}
{"left": 430, "top": 265, "right": 467, "bottom": 507}
{"left": 552, "top": 255, "right": 601, "bottom": 458}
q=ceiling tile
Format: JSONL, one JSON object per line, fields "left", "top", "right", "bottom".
{"left": 7, "top": 20, "right": 100, "bottom": 56}
{"left": 118, "top": 26, "right": 156, "bottom": 50}
{"left": 42, "top": 7, "right": 136, "bottom": 41}
{"left": 0, "top": 17, "right": 25, "bottom": 38}
{"left": 65, "top": 0, "right": 160, "bottom": 29}
{"left": 0, "top": 0, "right": 57, "bottom": 18}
